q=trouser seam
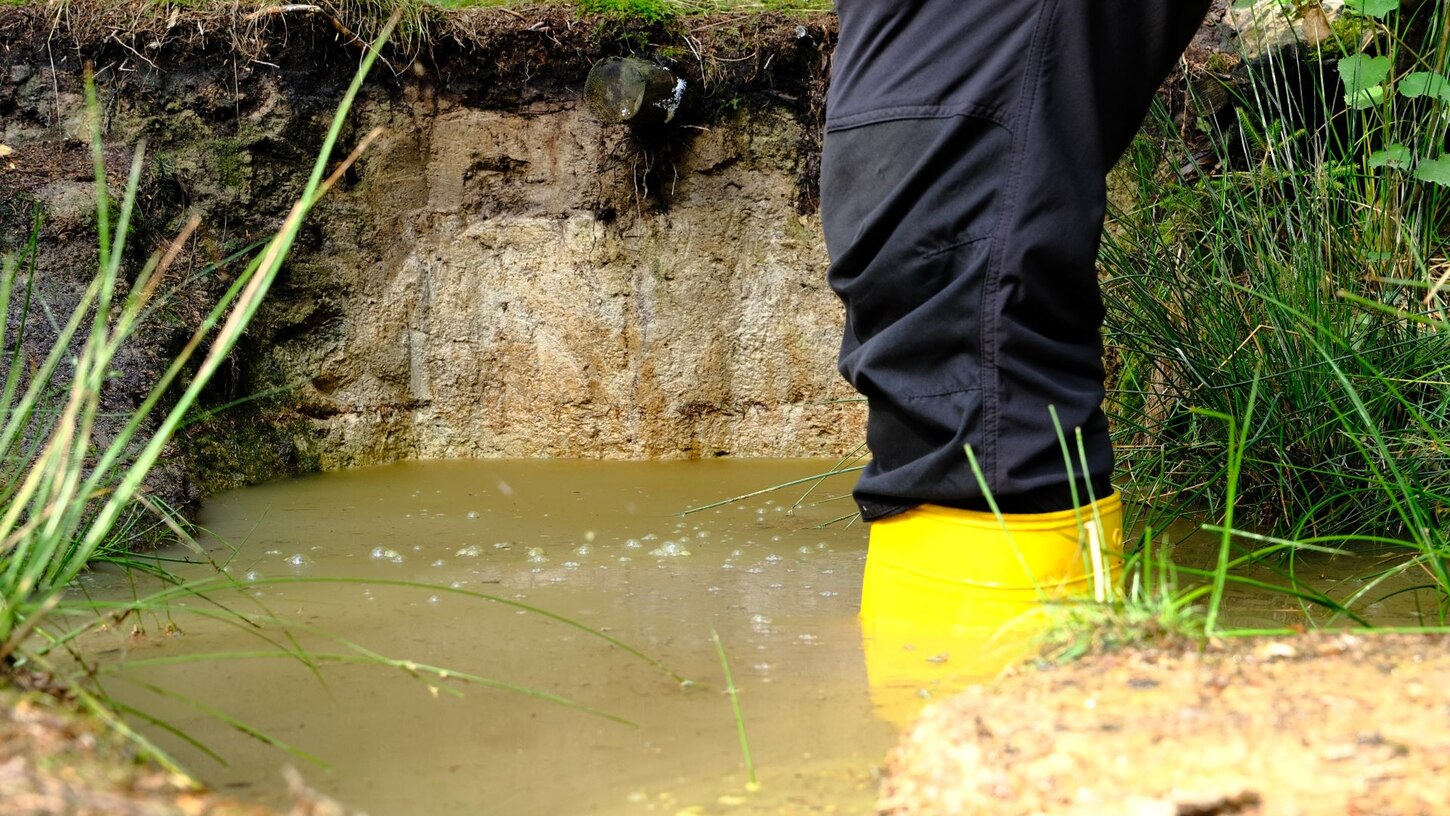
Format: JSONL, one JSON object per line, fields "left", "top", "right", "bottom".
{"left": 984, "top": 0, "right": 1058, "bottom": 497}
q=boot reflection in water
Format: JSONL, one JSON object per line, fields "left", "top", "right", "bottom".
{"left": 858, "top": 493, "right": 1123, "bottom": 728}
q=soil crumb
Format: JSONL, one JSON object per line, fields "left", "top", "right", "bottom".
{"left": 880, "top": 633, "right": 1450, "bottom": 816}
{"left": 0, "top": 689, "right": 350, "bottom": 816}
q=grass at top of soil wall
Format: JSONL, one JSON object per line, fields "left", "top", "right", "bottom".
{"left": 0, "top": 0, "right": 834, "bottom": 14}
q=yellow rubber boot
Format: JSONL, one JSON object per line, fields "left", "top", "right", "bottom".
{"left": 859, "top": 492, "right": 1123, "bottom": 728}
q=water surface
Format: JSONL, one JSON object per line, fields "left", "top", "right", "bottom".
{"left": 76, "top": 459, "right": 1437, "bottom": 815}
{"left": 82, "top": 460, "right": 895, "bottom": 815}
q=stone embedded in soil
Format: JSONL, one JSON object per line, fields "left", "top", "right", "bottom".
{"left": 879, "top": 633, "right": 1450, "bottom": 816}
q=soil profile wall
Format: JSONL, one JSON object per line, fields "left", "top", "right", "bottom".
{"left": 0, "top": 5, "right": 858, "bottom": 498}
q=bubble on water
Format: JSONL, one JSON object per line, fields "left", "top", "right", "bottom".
{"left": 493, "top": 542, "right": 511, "bottom": 550}
{"left": 243, "top": 570, "right": 260, "bottom": 582}
{"left": 404, "top": 514, "right": 412, "bottom": 518}
{"left": 696, "top": 530, "right": 709, "bottom": 540}
{"left": 819, "top": 590, "right": 838, "bottom": 597}
{"left": 456, "top": 545, "right": 483, "bottom": 558}
{"left": 412, "top": 545, "right": 422, "bottom": 552}
{"left": 641, "top": 533, "right": 659, "bottom": 541}
{"left": 769, "top": 583, "right": 784, "bottom": 590}
{"left": 449, "top": 581, "right": 465, "bottom": 589}
{"left": 563, "top": 561, "right": 580, "bottom": 569}
{"left": 496, "top": 480, "right": 514, "bottom": 496}
{"left": 754, "top": 663, "right": 771, "bottom": 672}
{"left": 573, "top": 544, "right": 593, "bottom": 557}
{"left": 649, "top": 541, "right": 691, "bottom": 558}
{"left": 431, "top": 560, "right": 446, "bottom": 567}
{"left": 750, "top": 614, "right": 772, "bottom": 625}
{"left": 820, "top": 568, "right": 835, "bottom": 575}
{"left": 798, "top": 545, "right": 813, "bottom": 555}
{"left": 427, "top": 595, "right": 440, "bottom": 605}
{"left": 745, "top": 567, "right": 764, "bottom": 574}
{"left": 798, "top": 633, "right": 818, "bottom": 643}
{"left": 525, "top": 547, "right": 549, "bottom": 564}
{"left": 466, "top": 511, "right": 480, "bottom": 519}
{"left": 371, "top": 547, "right": 404, "bottom": 564}
{"left": 265, "top": 549, "right": 282, "bottom": 556}
{"left": 721, "top": 563, "right": 734, "bottom": 570}
{"left": 770, "top": 535, "right": 782, "bottom": 542}
{"left": 756, "top": 508, "right": 766, "bottom": 515}
{"left": 285, "top": 553, "right": 309, "bottom": 568}
{"left": 764, "top": 553, "right": 782, "bottom": 563}
{"left": 730, "top": 549, "right": 743, "bottom": 558}
{"left": 584, "top": 530, "right": 596, "bottom": 543}
{"left": 816, "top": 542, "right": 828, "bottom": 550}
{"left": 624, "top": 538, "right": 643, "bottom": 549}
{"left": 618, "top": 556, "right": 632, "bottom": 563}
{"left": 707, "top": 585, "right": 722, "bottom": 593}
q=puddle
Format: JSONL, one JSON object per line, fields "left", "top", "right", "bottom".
{"left": 69, "top": 460, "right": 1439, "bottom": 814}
{"left": 76, "top": 460, "right": 897, "bottom": 815}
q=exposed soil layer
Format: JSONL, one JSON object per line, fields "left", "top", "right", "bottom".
{"left": 1, "top": 3, "right": 850, "bottom": 507}
{"left": 881, "top": 633, "right": 1450, "bottom": 816}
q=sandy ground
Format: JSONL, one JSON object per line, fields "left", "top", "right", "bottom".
{"left": 880, "top": 633, "right": 1450, "bottom": 816}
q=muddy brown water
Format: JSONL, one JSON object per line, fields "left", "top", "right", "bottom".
{"left": 71, "top": 460, "right": 1437, "bottom": 815}
{"left": 77, "top": 460, "right": 896, "bottom": 815}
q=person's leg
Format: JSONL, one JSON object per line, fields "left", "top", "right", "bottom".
{"left": 823, "top": 0, "right": 1210, "bottom": 712}
{"left": 823, "top": 0, "right": 1210, "bottom": 518}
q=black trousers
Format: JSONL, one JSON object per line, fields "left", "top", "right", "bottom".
{"left": 822, "top": 0, "right": 1210, "bottom": 520}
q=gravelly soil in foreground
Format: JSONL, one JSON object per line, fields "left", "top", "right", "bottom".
{"left": 881, "top": 633, "right": 1450, "bottom": 816}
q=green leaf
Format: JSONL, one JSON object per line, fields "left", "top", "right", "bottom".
{"left": 1413, "top": 155, "right": 1450, "bottom": 185}
{"left": 1398, "top": 71, "right": 1450, "bottom": 102}
{"left": 1339, "top": 54, "right": 1392, "bottom": 108}
{"left": 1347, "top": 85, "right": 1387, "bottom": 109}
{"left": 1367, "top": 144, "right": 1412, "bottom": 169}
{"left": 1343, "top": 0, "right": 1398, "bottom": 18}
